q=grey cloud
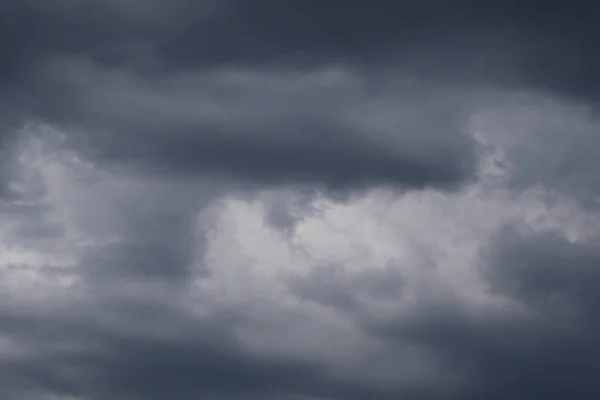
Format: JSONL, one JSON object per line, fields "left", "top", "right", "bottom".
{"left": 14, "top": 62, "right": 479, "bottom": 191}
{"left": 288, "top": 263, "right": 405, "bottom": 314}
{"left": 0, "top": 298, "right": 427, "bottom": 400}
{"left": 0, "top": 132, "right": 600, "bottom": 400}
{"left": 486, "top": 225, "right": 600, "bottom": 321}
{"left": 364, "top": 225, "right": 600, "bottom": 400}
{"left": 2, "top": 1, "right": 599, "bottom": 99}
{"left": 473, "top": 226, "right": 600, "bottom": 399}
{"left": 475, "top": 97, "right": 600, "bottom": 208}
{"left": 2, "top": 0, "right": 599, "bottom": 190}
{"left": 144, "top": 0, "right": 600, "bottom": 101}
{"left": 1, "top": 1, "right": 600, "bottom": 400}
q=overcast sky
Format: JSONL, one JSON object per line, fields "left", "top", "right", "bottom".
{"left": 1, "top": 1, "right": 600, "bottom": 399}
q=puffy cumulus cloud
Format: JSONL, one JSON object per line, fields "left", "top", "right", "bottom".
{"left": 2, "top": 1, "right": 600, "bottom": 400}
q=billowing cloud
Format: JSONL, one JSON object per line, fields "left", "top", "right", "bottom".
{"left": 1, "top": 1, "right": 600, "bottom": 400}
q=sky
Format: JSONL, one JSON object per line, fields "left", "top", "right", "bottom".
{"left": 1, "top": 1, "right": 600, "bottom": 399}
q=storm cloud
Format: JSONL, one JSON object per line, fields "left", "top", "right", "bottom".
{"left": 1, "top": 1, "right": 600, "bottom": 400}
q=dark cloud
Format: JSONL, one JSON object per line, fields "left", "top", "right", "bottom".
{"left": 3, "top": 1, "right": 599, "bottom": 96}
{"left": 474, "top": 226, "right": 600, "bottom": 399}
{"left": 0, "top": 293, "right": 444, "bottom": 400}
{"left": 362, "top": 224, "right": 600, "bottom": 400}
{"left": 3, "top": 59, "right": 478, "bottom": 191}
{"left": 1, "top": 0, "right": 599, "bottom": 190}
{"left": 486, "top": 225, "right": 600, "bottom": 322}
{"left": 1, "top": 1, "right": 600, "bottom": 400}
{"left": 142, "top": 0, "right": 600, "bottom": 100}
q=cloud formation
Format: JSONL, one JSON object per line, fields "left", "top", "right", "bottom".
{"left": 1, "top": 1, "right": 600, "bottom": 400}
